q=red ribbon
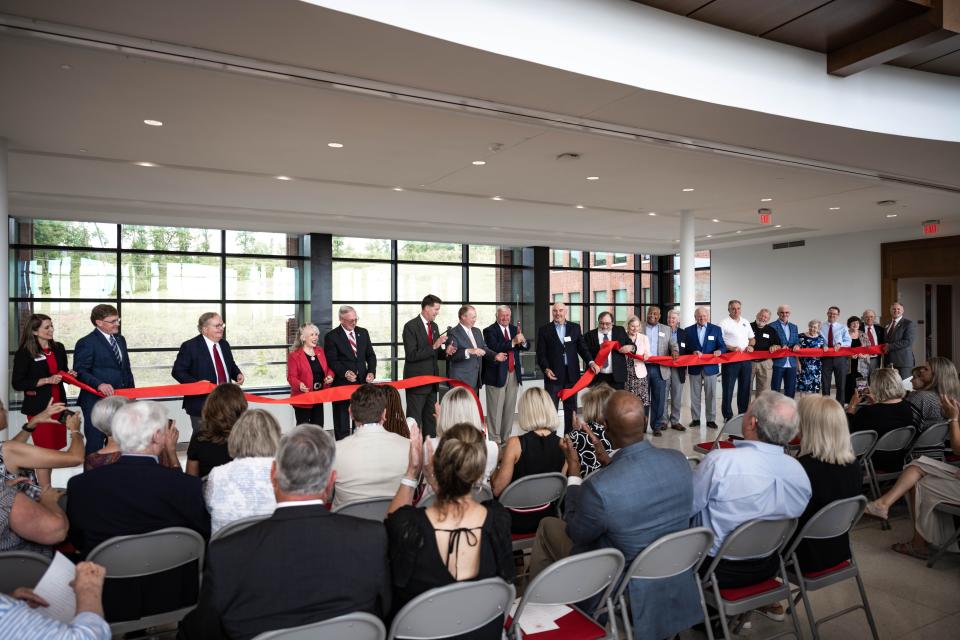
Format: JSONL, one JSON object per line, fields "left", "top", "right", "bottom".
{"left": 559, "top": 341, "right": 886, "bottom": 400}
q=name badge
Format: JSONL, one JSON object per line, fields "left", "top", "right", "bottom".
{"left": 34, "top": 355, "right": 47, "bottom": 361}
{"left": 563, "top": 336, "right": 571, "bottom": 343}
{"left": 680, "top": 342, "right": 686, "bottom": 348}
{"left": 762, "top": 333, "right": 769, "bottom": 339}
{"left": 708, "top": 336, "right": 715, "bottom": 341}
{"left": 658, "top": 332, "right": 665, "bottom": 337}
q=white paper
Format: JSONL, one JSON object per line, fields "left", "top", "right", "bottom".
{"left": 509, "top": 599, "right": 572, "bottom": 634}
{"left": 33, "top": 552, "right": 77, "bottom": 624}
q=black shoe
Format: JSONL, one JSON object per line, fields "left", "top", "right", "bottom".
{"left": 706, "top": 421, "right": 719, "bottom": 429}
{"left": 653, "top": 428, "right": 663, "bottom": 437}
{"left": 689, "top": 420, "right": 700, "bottom": 427}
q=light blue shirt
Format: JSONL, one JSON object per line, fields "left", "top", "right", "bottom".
{"left": 820, "top": 322, "right": 851, "bottom": 348}
{"left": 691, "top": 440, "right": 811, "bottom": 555}
{"left": 554, "top": 322, "right": 567, "bottom": 365}
{"left": 645, "top": 323, "right": 661, "bottom": 356}
{"left": 0, "top": 594, "right": 111, "bottom": 640}
{"left": 697, "top": 324, "right": 707, "bottom": 348}
{"left": 779, "top": 321, "right": 793, "bottom": 368}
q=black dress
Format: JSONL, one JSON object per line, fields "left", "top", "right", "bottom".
{"left": 508, "top": 431, "right": 565, "bottom": 534}
{"left": 843, "top": 336, "right": 863, "bottom": 405}
{"left": 795, "top": 456, "right": 861, "bottom": 573}
{"left": 847, "top": 401, "right": 917, "bottom": 472}
{"left": 186, "top": 431, "right": 232, "bottom": 478}
{"left": 385, "top": 501, "right": 514, "bottom": 640}
{"left": 294, "top": 354, "right": 326, "bottom": 427}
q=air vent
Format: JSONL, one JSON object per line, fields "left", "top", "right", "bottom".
{"left": 772, "top": 240, "right": 806, "bottom": 250}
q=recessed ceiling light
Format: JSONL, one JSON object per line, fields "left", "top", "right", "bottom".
{"left": 775, "top": 224, "right": 782, "bottom": 228}
{"left": 586, "top": 176, "right": 600, "bottom": 181}
{"left": 327, "top": 142, "right": 344, "bottom": 148}
{"left": 575, "top": 205, "right": 585, "bottom": 209}
{"left": 648, "top": 212, "right": 656, "bottom": 216}
{"left": 736, "top": 230, "right": 742, "bottom": 234}
{"left": 886, "top": 213, "right": 898, "bottom": 218}
{"left": 829, "top": 207, "right": 840, "bottom": 211}
{"left": 78, "top": 148, "right": 87, "bottom": 153}
{"left": 275, "top": 175, "right": 292, "bottom": 181}
{"left": 674, "top": 239, "right": 680, "bottom": 243}
{"left": 143, "top": 119, "right": 163, "bottom": 127}
{"left": 491, "top": 196, "right": 503, "bottom": 201}
{"left": 682, "top": 188, "right": 695, "bottom": 192}
{"left": 472, "top": 160, "right": 486, "bottom": 166}
{"left": 711, "top": 218, "right": 720, "bottom": 223}
{"left": 134, "top": 162, "right": 157, "bottom": 167}
{"left": 60, "top": 64, "right": 72, "bottom": 71}
{"left": 760, "top": 198, "right": 773, "bottom": 202}
{"left": 392, "top": 187, "right": 404, "bottom": 191}
{"left": 706, "top": 235, "right": 713, "bottom": 238}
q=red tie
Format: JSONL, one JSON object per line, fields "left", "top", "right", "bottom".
{"left": 426, "top": 322, "right": 433, "bottom": 344}
{"left": 347, "top": 331, "right": 358, "bottom": 357}
{"left": 213, "top": 344, "right": 227, "bottom": 384}
{"left": 504, "top": 326, "right": 515, "bottom": 372}
{"left": 827, "top": 324, "right": 834, "bottom": 348}
{"left": 867, "top": 326, "right": 875, "bottom": 346}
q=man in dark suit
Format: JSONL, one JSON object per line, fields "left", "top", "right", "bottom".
{"left": 179, "top": 424, "right": 391, "bottom": 640}
{"left": 583, "top": 311, "right": 629, "bottom": 390}
{"left": 536, "top": 302, "right": 591, "bottom": 432}
{"left": 483, "top": 305, "right": 528, "bottom": 445}
{"left": 66, "top": 400, "right": 209, "bottom": 623}
{"left": 883, "top": 301, "right": 916, "bottom": 379}
{"left": 679, "top": 307, "right": 727, "bottom": 429}
{"left": 447, "top": 304, "right": 503, "bottom": 391}
{"left": 73, "top": 304, "right": 135, "bottom": 453}
{"left": 861, "top": 308, "right": 886, "bottom": 377}
{"left": 402, "top": 294, "right": 456, "bottom": 437}
{"left": 771, "top": 305, "right": 801, "bottom": 398}
{"left": 171, "top": 312, "right": 243, "bottom": 431}
{"left": 324, "top": 305, "right": 377, "bottom": 440}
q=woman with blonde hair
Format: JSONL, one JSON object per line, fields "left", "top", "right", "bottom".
{"left": 847, "top": 368, "right": 917, "bottom": 472}
{"left": 286, "top": 323, "right": 334, "bottom": 430}
{"left": 186, "top": 383, "right": 248, "bottom": 478}
{"left": 794, "top": 396, "right": 860, "bottom": 573}
{"left": 622, "top": 315, "right": 651, "bottom": 412}
{"left": 907, "top": 357, "right": 960, "bottom": 430}
{"left": 203, "top": 408, "right": 282, "bottom": 535}
{"left": 568, "top": 383, "right": 615, "bottom": 477}
{"left": 491, "top": 387, "right": 565, "bottom": 534}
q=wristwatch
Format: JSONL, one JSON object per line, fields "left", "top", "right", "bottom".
{"left": 22, "top": 424, "right": 36, "bottom": 433}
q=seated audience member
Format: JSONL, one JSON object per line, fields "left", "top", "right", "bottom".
{"left": 491, "top": 387, "right": 566, "bottom": 534}
{"left": 333, "top": 384, "right": 409, "bottom": 508}
{"left": 1, "top": 482, "right": 68, "bottom": 556}
{"left": 0, "top": 562, "right": 110, "bottom": 640}
{"left": 865, "top": 395, "right": 960, "bottom": 560}
{"left": 906, "top": 357, "right": 960, "bottom": 429}
{"left": 386, "top": 423, "right": 513, "bottom": 639}
{"left": 847, "top": 368, "right": 917, "bottom": 472}
{"left": 567, "top": 383, "right": 616, "bottom": 477}
{"left": 180, "top": 425, "right": 391, "bottom": 640}
{"left": 204, "top": 409, "right": 282, "bottom": 536}
{"left": 66, "top": 400, "right": 209, "bottom": 622}
{"left": 383, "top": 385, "right": 411, "bottom": 438}
{"left": 794, "top": 396, "right": 861, "bottom": 573}
{"left": 529, "top": 391, "right": 699, "bottom": 639}
{"left": 692, "top": 391, "right": 811, "bottom": 620}
{"left": 1, "top": 399, "right": 84, "bottom": 501}
{"left": 424, "top": 386, "right": 498, "bottom": 487}
{"left": 85, "top": 396, "right": 182, "bottom": 471}
{"left": 187, "top": 383, "right": 248, "bottom": 478}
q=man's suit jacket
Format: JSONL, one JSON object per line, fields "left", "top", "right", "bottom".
{"left": 11, "top": 342, "right": 69, "bottom": 416}
{"left": 324, "top": 325, "right": 377, "bottom": 387}
{"left": 446, "top": 324, "right": 495, "bottom": 389}
{"left": 884, "top": 317, "right": 917, "bottom": 369}
{"left": 667, "top": 328, "right": 687, "bottom": 384}
{"left": 73, "top": 329, "right": 135, "bottom": 415}
{"left": 402, "top": 316, "right": 442, "bottom": 394}
{"left": 584, "top": 325, "right": 630, "bottom": 384}
{"left": 171, "top": 334, "right": 242, "bottom": 416}
{"left": 680, "top": 323, "right": 727, "bottom": 376}
{"left": 66, "top": 456, "right": 209, "bottom": 622}
{"left": 771, "top": 321, "right": 800, "bottom": 368}
{"left": 644, "top": 322, "right": 673, "bottom": 381}
{"left": 179, "top": 505, "right": 391, "bottom": 640}
{"left": 536, "top": 322, "right": 591, "bottom": 386}
{"left": 482, "top": 322, "right": 527, "bottom": 387}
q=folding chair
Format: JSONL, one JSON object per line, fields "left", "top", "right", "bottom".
{"left": 687, "top": 455, "right": 702, "bottom": 469}
{"left": 926, "top": 502, "right": 960, "bottom": 568}
{"left": 498, "top": 473, "right": 566, "bottom": 552}
{"left": 701, "top": 518, "right": 802, "bottom": 640}
{"left": 255, "top": 611, "right": 386, "bottom": 640}
{"left": 387, "top": 577, "right": 514, "bottom": 640}
{"left": 850, "top": 430, "right": 878, "bottom": 468}
{"left": 211, "top": 513, "right": 271, "bottom": 542}
{"left": 694, "top": 414, "right": 743, "bottom": 455}
{"left": 417, "top": 484, "right": 493, "bottom": 509}
{"left": 0, "top": 551, "right": 52, "bottom": 595}
{"left": 332, "top": 496, "right": 394, "bottom": 521}
{"left": 507, "top": 548, "right": 625, "bottom": 640}
{"left": 87, "top": 527, "right": 205, "bottom": 636}
{"left": 783, "top": 496, "right": 879, "bottom": 640}
{"left": 863, "top": 426, "right": 915, "bottom": 530}
{"left": 604, "top": 527, "right": 714, "bottom": 640}
{"left": 907, "top": 421, "right": 950, "bottom": 462}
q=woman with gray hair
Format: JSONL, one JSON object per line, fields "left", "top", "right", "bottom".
{"left": 84, "top": 396, "right": 182, "bottom": 471}
{"left": 286, "top": 323, "right": 334, "bottom": 428}
{"left": 847, "top": 368, "right": 917, "bottom": 472}
{"left": 203, "top": 409, "right": 282, "bottom": 535}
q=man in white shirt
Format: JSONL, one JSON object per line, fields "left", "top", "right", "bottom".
{"left": 820, "top": 306, "right": 851, "bottom": 403}
{"left": 718, "top": 300, "right": 755, "bottom": 423}
{"left": 333, "top": 384, "right": 409, "bottom": 507}
{"left": 447, "top": 304, "right": 504, "bottom": 390}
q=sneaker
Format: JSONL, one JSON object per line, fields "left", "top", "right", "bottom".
{"left": 689, "top": 420, "right": 701, "bottom": 427}
{"left": 756, "top": 603, "right": 785, "bottom": 621}
{"left": 706, "top": 421, "right": 720, "bottom": 429}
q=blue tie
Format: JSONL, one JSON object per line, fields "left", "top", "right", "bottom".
{"left": 109, "top": 335, "right": 123, "bottom": 366}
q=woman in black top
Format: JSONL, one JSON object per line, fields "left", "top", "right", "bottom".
{"left": 847, "top": 368, "right": 918, "bottom": 472}
{"left": 844, "top": 316, "right": 866, "bottom": 405}
{"left": 186, "top": 383, "right": 247, "bottom": 478}
{"left": 796, "top": 396, "right": 862, "bottom": 573}
{"left": 386, "top": 422, "right": 514, "bottom": 639}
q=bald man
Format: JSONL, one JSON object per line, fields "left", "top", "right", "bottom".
{"left": 536, "top": 303, "right": 592, "bottom": 431}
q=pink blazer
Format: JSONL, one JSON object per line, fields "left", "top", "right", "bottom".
{"left": 629, "top": 333, "right": 651, "bottom": 378}
{"left": 287, "top": 348, "right": 334, "bottom": 407}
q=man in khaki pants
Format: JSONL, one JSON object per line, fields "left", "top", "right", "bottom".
{"left": 751, "top": 308, "right": 780, "bottom": 397}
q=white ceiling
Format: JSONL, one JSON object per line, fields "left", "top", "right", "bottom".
{"left": 0, "top": 0, "right": 957, "bottom": 252}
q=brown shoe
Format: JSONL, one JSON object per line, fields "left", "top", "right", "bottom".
{"left": 652, "top": 428, "right": 663, "bottom": 437}
{"left": 671, "top": 423, "right": 686, "bottom": 431}
{"left": 757, "top": 603, "right": 785, "bottom": 621}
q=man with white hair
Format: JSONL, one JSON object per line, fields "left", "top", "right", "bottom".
{"left": 860, "top": 308, "right": 885, "bottom": 376}
{"left": 324, "top": 304, "right": 377, "bottom": 440}
{"left": 66, "top": 400, "right": 208, "bottom": 622}
{"left": 181, "top": 424, "right": 390, "bottom": 640}
{"left": 483, "top": 305, "right": 528, "bottom": 445}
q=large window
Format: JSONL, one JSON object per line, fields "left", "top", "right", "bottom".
{"left": 662, "top": 249, "right": 711, "bottom": 318}
{"left": 550, "top": 251, "right": 657, "bottom": 330}
{"left": 332, "top": 238, "right": 533, "bottom": 380}
{"left": 9, "top": 219, "right": 307, "bottom": 397}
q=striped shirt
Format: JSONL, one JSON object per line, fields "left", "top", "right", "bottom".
{"left": 0, "top": 594, "right": 110, "bottom": 640}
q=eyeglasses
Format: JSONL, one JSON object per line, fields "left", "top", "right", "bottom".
{"left": 102, "top": 318, "right": 121, "bottom": 325}
{"left": 207, "top": 323, "right": 226, "bottom": 329}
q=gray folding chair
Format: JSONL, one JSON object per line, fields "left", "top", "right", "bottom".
{"left": 850, "top": 430, "right": 878, "bottom": 466}
{"left": 694, "top": 414, "right": 743, "bottom": 455}
{"left": 864, "top": 426, "right": 915, "bottom": 529}
{"left": 908, "top": 421, "right": 950, "bottom": 462}
{"left": 0, "top": 551, "right": 52, "bottom": 595}
{"left": 387, "top": 577, "right": 514, "bottom": 640}
{"left": 332, "top": 496, "right": 394, "bottom": 521}
{"left": 211, "top": 513, "right": 271, "bottom": 542}
{"left": 701, "top": 518, "right": 802, "bottom": 640}
{"left": 498, "top": 472, "right": 566, "bottom": 551}
{"left": 87, "top": 527, "right": 205, "bottom": 635}
{"left": 255, "top": 612, "right": 386, "bottom": 640}
{"left": 604, "top": 527, "right": 714, "bottom": 640}
{"left": 508, "top": 548, "right": 625, "bottom": 640}
{"left": 686, "top": 455, "right": 702, "bottom": 469}
{"left": 926, "top": 502, "right": 960, "bottom": 568}
{"left": 417, "top": 484, "right": 493, "bottom": 509}
{"left": 783, "top": 496, "right": 879, "bottom": 640}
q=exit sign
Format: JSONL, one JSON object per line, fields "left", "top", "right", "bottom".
{"left": 923, "top": 219, "right": 940, "bottom": 235}
{"left": 758, "top": 208, "right": 772, "bottom": 225}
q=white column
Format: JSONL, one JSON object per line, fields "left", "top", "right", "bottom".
{"left": 680, "top": 210, "right": 696, "bottom": 325}
{"left": 0, "top": 139, "right": 8, "bottom": 437}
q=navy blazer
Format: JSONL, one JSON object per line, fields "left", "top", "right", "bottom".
{"left": 771, "top": 321, "right": 800, "bottom": 368}
{"left": 323, "top": 325, "right": 377, "bottom": 386}
{"left": 171, "top": 334, "right": 242, "bottom": 416}
{"left": 73, "top": 329, "right": 135, "bottom": 411}
{"left": 536, "top": 321, "right": 591, "bottom": 385}
{"left": 680, "top": 323, "right": 727, "bottom": 376}
{"left": 482, "top": 322, "right": 527, "bottom": 387}
{"left": 12, "top": 342, "right": 69, "bottom": 416}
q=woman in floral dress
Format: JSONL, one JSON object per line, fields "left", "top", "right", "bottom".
{"left": 797, "top": 319, "right": 825, "bottom": 395}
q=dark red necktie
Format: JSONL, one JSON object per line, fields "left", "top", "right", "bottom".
{"left": 827, "top": 324, "right": 834, "bottom": 348}
{"left": 213, "top": 344, "right": 227, "bottom": 384}
{"left": 427, "top": 323, "right": 433, "bottom": 343}
{"left": 504, "top": 326, "right": 515, "bottom": 372}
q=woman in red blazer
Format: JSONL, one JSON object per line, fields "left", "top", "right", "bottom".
{"left": 287, "top": 323, "right": 334, "bottom": 427}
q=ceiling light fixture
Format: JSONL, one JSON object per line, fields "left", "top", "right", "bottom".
{"left": 760, "top": 198, "right": 773, "bottom": 202}
{"left": 472, "top": 160, "right": 486, "bottom": 166}
{"left": 60, "top": 64, "right": 72, "bottom": 70}
{"left": 134, "top": 161, "right": 156, "bottom": 167}
{"left": 775, "top": 224, "right": 782, "bottom": 228}
{"left": 143, "top": 119, "right": 163, "bottom": 127}
{"left": 648, "top": 212, "right": 656, "bottom": 216}
{"left": 712, "top": 218, "right": 720, "bottom": 223}
{"left": 682, "top": 188, "right": 695, "bottom": 192}
{"left": 392, "top": 187, "right": 404, "bottom": 191}
{"left": 736, "top": 230, "right": 742, "bottom": 234}
{"left": 886, "top": 213, "right": 898, "bottom": 218}
{"left": 575, "top": 205, "right": 585, "bottom": 209}
{"left": 275, "top": 175, "right": 292, "bottom": 181}
{"left": 586, "top": 176, "right": 599, "bottom": 181}
{"left": 491, "top": 196, "right": 503, "bottom": 201}
{"left": 829, "top": 207, "right": 840, "bottom": 210}
{"left": 706, "top": 235, "right": 713, "bottom": 238}
{"left": 327, "top": 142, "right": 344, "bottom": 148}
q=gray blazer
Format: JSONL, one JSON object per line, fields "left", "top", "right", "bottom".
{"left": 884, "top": 317, "right": 917, "bottom": 369}
{"left": 646, "top": 322, "right": 673, "bottom": 380}
{"left": 446, "top": 324, "right": 495, "bottom": 389}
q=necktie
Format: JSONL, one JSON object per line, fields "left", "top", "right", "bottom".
{"left": 503, "top": 326, "right": 514, "bottom": 372}
{"left": 426, "top": 322, "right": 433, "bottom": 343}
{"left": 347, "top": 331, "right": 358, "bottom": 357}
{"left": 213, "top": 344, "right": 227, "bottom": 384}
{"left": 602, "top": 333, "right": 610, "bottom": 368}
{"left": 867, "top": 326, "right": 876, "bottom": 346}
{"left": 109, "top": 335, "right": 122, "bottom": 366}
{"left": 827, "top": 324, "right": 834, "bottom": 348}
